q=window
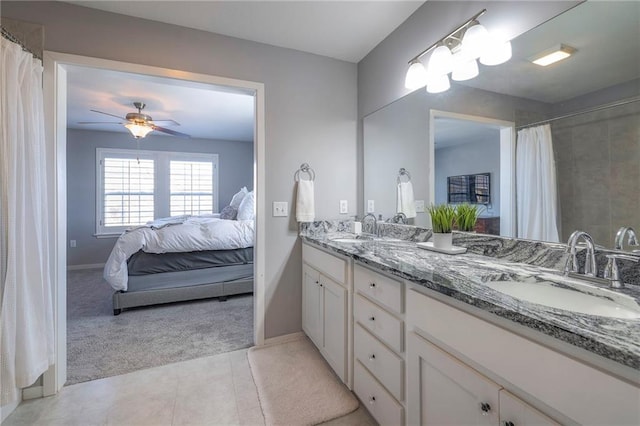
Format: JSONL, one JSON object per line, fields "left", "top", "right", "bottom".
{"left": 170, "top": 160, "right": 214, "bottom": 216}
{"left": 97, "top": 148, "right": 218, "bottom": 235}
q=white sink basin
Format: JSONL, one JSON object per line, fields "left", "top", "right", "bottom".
{"left": 484, "top": 278, "right": 640, "bottom": 319}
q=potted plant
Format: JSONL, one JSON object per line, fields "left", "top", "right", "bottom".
{"left": 427, "top": 203, "right": 456, "bottom": 249}
{"left": 454, "top": 203, "right": 482, "bottom": 232}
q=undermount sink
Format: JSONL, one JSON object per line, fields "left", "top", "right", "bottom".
{"left": 330, "top": 237, "right": 403, "bottom": 244}
{"left": 484, "top": 276, "right": 640, "bottom": 319}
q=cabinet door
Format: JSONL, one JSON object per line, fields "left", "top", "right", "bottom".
{"left": 302, "top": 264, "right": 322, "bottom": 348}
{"left": 322, "top": 274, "right": 347, "bottom": 381}
{"left": 407, "top": 332, "right": 500, "bottom": 426}
{"left": 500, "top": 390, "right": 559, "bottom": 426}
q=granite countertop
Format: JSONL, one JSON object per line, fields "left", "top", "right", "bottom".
{"left": 300, "top": 230, "right": 640, "bottom": 374}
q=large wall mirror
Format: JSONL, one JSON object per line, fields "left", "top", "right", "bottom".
{"left": 363, "top": 1, "right": 640, "bottom": 248}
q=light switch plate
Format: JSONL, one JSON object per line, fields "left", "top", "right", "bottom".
{"left": 367, "top": 200, "right": 375, "bottom": 213}
{"left": 273, "top": 201, "right": 288, "bottom": 217}
{"left": 339, "top": 200, "right": 348, "bottom": 214}
{"left": 415, "top": 200, "right": 425, "bottom": 212}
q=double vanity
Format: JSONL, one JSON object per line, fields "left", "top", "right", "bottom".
{"left": 300, "top": 221, "right": 640, "bottom": 425}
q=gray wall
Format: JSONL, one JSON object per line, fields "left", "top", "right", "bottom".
{"left": 66, "top": 128, "right": 253, "bottom": 266}
{"left": 434, "top": 137, "right": 501, "bottom": 215}
{"left": 3, "top": 1, "right": 357, "bottom": 339}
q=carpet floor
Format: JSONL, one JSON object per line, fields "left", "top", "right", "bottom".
{"left": 248, "top": 336, "right": 359, "bottom": 426}
{"left": 67, "top": 268, "right": 253, "bottom": 385}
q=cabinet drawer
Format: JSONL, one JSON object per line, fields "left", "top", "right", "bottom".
{"left": 354, "top": 360, "right": 404, "bottom": 426}
{"left": 355, "top": 264, "right": 403, "bottom": 313}
{"left": 303, "top": 243, "right": 346, "bottom": 285}
{"left": 354, "top": 324, "right": 404, "bottom": 401}
{"left": 355, "top": 294, "right": 403, "bottom": 353}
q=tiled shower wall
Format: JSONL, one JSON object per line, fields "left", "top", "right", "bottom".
{"left": 552, "top": 99, "right": 640, "bottom": 248}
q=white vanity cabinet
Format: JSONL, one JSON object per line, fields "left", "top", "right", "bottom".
{"left": 353, "top": 263, "right": 405, "bottom": 425}
{"left": 302, "top": 243, "right": 351, "bottom": 385}
{"left": 408, "top": 332, "right": 557, "bottom": 426}
{"left": 406, "top": 286, "right": 640, "bottom": 426}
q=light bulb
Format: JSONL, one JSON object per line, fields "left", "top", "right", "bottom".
{"left": 426, "top": 45, "right": 453, "bottom": 78}
{"left": 405, "top": 61, "right": 428, "bottom": 90}
{"left": 426, "top": 74, "right": 450, "bottom": 94}
{"left": 461, "top": 23, "right": 489, "bottom": 59}
{"left": 451, "top": 52, "right": 479, "bottom": 81}
{"left": 480, "top": 32, "right": 512, "bottom": 66}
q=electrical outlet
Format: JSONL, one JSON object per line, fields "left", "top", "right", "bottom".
{"left": 367, "top": 200, "right": 375, "bottom": 213}
{"left": 415, "top": 200, "right": 425, "bottom": 212}
{"left": 339, "top": 200, "right": 348, "bottom": 214}
{"left": 272, "top": 201, "right": 288, "bottom": 217}
{"left": 70, "top": 240, "right": 77, "bottom": 248}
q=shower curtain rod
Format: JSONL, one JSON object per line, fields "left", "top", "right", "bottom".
{"left": 1, "top": 26, "right": 42, "bottom": 60}
{"left": 516, "top": 96, "right": 640, "bottom": 130}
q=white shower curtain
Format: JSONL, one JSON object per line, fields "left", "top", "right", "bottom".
{"left": 1, "top": 38, "right": 54, "bottom": 406}
{"left": 516, "top": 124, "right": 560, "bottom": 242}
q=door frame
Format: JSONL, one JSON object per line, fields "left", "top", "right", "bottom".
{"left": 428, "top": 109, "right": 516, "bottom": 237}
{"left": 42, "top": 51, "right": 266, "bottom": 395}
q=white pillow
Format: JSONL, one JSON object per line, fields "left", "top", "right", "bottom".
{"left": 229, "top": 186, "right": 248, "bottom": 209}
{"left": 237, "top": 190, "right": 255, "bottom": 220}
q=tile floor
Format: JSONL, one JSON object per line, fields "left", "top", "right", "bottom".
{"left": 4, "top": 348, "right": 376, "bottom": 426}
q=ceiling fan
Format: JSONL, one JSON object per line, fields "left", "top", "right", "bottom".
{"left": 79, "top": 102, "right": 190, "bottom": 139}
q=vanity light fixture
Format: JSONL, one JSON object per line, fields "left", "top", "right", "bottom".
{"left": 404, "top": 9, "right": 512, "bottom": 92}
{"left": 529, "top": 44, "right": 576, "bottom": 66}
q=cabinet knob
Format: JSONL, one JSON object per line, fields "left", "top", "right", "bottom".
{"left": 502, "top": 422, "right": 515, "bottom": 426}
{"left": 369, "top": 316, "right": 375, "bottom": 321}
{"left": 368, "top": 396, "right": 376, "bottom": 405}
{"left": 315, "top": 280, "right": 319, "bottom": 284}
{"left": 369, "top": 282, "right": 376, "bottom": 289}
{"left": 480, "top": 402, "right": 491, "bottom": 415}
{"left": 319, "top": 283, "right": 323, "bottom": 287}
{"left": 368, "top": 354, "right": 376, "bottom": 361}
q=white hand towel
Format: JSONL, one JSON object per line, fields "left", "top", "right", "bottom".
{"left": 397, "top": 181, "right": 417, "bottom": 218}
{"left": 296, "top": 180, "right": 315, "bottom": 222}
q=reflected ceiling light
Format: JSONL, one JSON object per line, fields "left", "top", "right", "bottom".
{"left": 404, "top": 9, "right": 512, "bottom": 94}
{"left": 404, "top": 60, "right": 429, "bottom": 90}
{"left": 124, "top": 123, "right": 154, "bottom": 139}
{"left": 529, "top": 44, "right": 576, "bottom": 66}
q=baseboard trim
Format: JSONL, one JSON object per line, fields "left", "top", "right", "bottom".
{"left": 1, "top": 398, "right": 21, "bottom": 423}
{"left": 262, "top": 331, "right": 305, "bottom": 347}
{"left": 67, "top": 263, "right": 105, "bottom": 271}
{"left": 22, "top": 385, "right": 43, "bottom": 400}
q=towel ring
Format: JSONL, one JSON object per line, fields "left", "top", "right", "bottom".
{"left": 397, "top": 168, "right": 411, "bottom": 184}
{"left": 295, "top": 163, "right": 315, "bottom": 181}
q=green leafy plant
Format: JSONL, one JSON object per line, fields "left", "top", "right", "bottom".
{"left": 454, "top": 203, "right": 482, "bottom": 232}
{"left": 427, "top": 203, "right": 456, "bottom": 233}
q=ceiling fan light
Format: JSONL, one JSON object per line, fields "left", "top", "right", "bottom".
{"left": 451, "top": 53, "right": 479, "bottom": 81}
{"left": 125, "top": 123, "right": 154, "bottom": 139}
{"left": 427, "top": 45, "right": 454, "bottom": 78}
{"left": 426, "top": 74, "right": 450, "bottom": 94}
{"left": 405, "top": 61, "right": 428, "bottom": 90}
{"left": 461, "top": 23, "right": 489, "bottom": 59}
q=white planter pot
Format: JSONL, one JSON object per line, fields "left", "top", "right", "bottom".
{"left": 432, "top": 232, "right": 453, "bottom": 250}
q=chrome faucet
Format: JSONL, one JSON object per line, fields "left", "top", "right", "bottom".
{"left": 564, "top": 230, "right": 597, "bottom": 277}
{"left": 388, "top": 212, "right": 407, "bottom": 224}
{"left": 614, "top": 226, "right": 639, "bottom": 251}
{"left": 604, "top": 253, "right": 639, "bottom": 288}
{"left": 362, "top": 213, "right": 378, "bottom": 235}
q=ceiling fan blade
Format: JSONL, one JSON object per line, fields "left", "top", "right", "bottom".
{"left": 78, "top": 121, "right": 124, "bottom": 125}
{"left": 90, "top": 109, "right": 126, "bottom": 120}
{"left": 150, "top": 119, "right": 180, "bottom": 126}
{"left": 151, "top": 125, "right": 191, "bottom": 138}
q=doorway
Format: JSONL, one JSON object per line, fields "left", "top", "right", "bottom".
{"left": 429, "top": 110, "right": 516, "bottom": 237}
{"left": 43, "top": 52, "right": 266, "bottom": 395}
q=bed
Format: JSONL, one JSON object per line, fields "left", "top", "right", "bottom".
{"left": 103, "top": 214, "right": 255, "bottom": 315}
